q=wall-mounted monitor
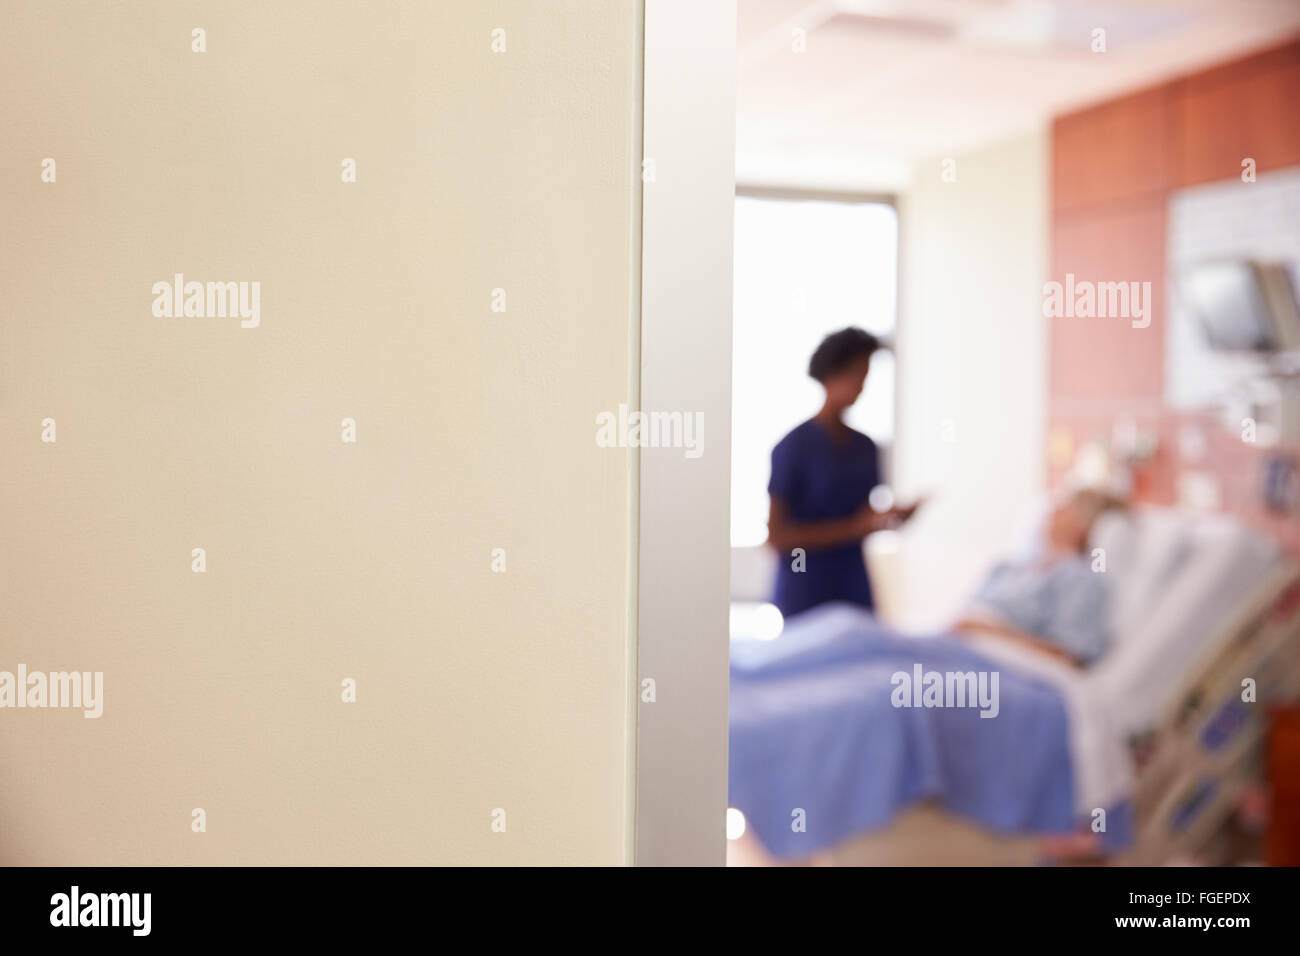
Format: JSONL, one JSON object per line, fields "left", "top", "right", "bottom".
{"left": 1177, "top": 259, "right": 1300, "bottom": 353}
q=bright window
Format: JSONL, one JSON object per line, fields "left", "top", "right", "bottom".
{"left": 731, "top": 194, "right": 899, "bottom": 547}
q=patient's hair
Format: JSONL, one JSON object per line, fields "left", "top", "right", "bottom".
{"left": 1068, "top": 488, "right": 1128, "bottom": 535}
{"left": 808, "top": 327, "right": 880, "bottom": 382}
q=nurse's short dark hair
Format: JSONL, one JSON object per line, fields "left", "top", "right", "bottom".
{"left": 808, "top": 328, "right": 880, "bottom": 382}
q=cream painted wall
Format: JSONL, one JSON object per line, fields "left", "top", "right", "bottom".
{"left": 888, "top": 130, "right": 1050, "bottom": 630}
{"left": 1, "top": 1, "right": 640, "bottom": 864}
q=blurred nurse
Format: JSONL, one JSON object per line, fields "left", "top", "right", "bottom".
{"left": 765, "top": 328, "right": 916, "bottom": 619}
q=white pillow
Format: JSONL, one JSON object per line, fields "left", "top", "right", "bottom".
{"left": 1088, "top": 509, "right": 1139, "bottom": 639}
{"left": 1097, "top": 509, "right": 1195, "bottom": 645}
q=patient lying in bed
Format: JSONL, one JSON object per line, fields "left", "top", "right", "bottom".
{"left": 954, "top": 489, "right": 1126, "bottom": 668}
{"left": 730, "top": 488, "right": 1137, "bottom": 858}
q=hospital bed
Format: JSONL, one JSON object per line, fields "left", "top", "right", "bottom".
{"left": 729, "top": 507, "right": 1300, "bottom": 866}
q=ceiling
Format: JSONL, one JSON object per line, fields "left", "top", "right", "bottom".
{"left": 737, "top": 0, "right": 1300, "bottom": 191}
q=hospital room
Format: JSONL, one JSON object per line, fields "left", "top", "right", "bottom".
{"left": 7, "top": 0, "right": 1300, "bottom": 900}
{"left": 725, "top": 0, "right": 1300, "bottom": 867}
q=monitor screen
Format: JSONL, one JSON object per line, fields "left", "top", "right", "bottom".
{"left": 1178, "top": 260, "right": 1278, "bottom": 352}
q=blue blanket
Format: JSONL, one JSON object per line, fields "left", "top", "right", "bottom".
{"left": 729, "top": 604, "right": 1078, "bottom": 859}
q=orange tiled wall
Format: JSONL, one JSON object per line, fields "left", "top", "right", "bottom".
{"left": 1048, "top": 39, "right": 1300, "bottom": 553}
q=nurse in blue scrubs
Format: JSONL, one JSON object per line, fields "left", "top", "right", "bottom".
{"left": 766, "top": 328, "right": 917, "bottom": 619}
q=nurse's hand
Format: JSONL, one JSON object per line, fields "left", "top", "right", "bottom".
{"left": 859, "top": 500, "right": 923, "bottom": 534}
{"left": 852, "top": 504, "right": 891, "bottom": 536}
{"left": 892, "top": 498, "right": 925, "bottom": 524}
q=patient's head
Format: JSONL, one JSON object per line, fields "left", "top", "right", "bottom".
{"left": 1048, "top": 488, "right": 1126, "bottom": 554}
{"left": 809, "top": 327, "right": 879, "bottom": 410}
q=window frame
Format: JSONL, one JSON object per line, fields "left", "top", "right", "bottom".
{"left": 730, "top": 184, "right": 903, "bottom": 547}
